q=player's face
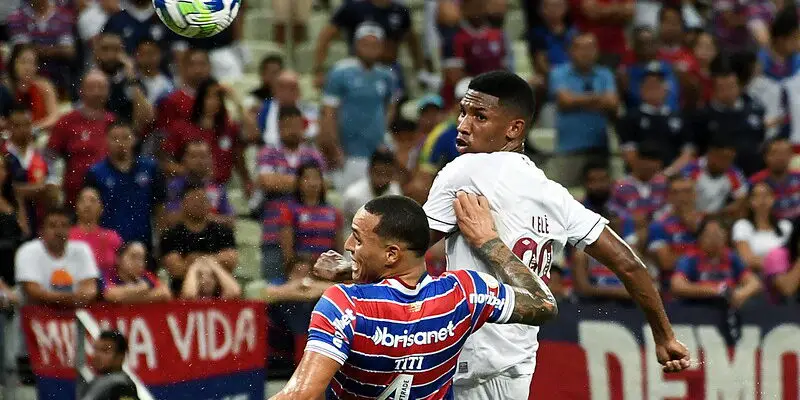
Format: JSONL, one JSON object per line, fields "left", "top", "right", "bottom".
{"left": 91, "top": 338, "right": 124, "bottom": 373}
{"left": 456, "top": 90, "right": 520, "bottom": 154}
{"left": 345, "top": 209, "right": 389, "bottom": 283}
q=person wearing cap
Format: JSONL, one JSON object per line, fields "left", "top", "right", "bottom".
{"left": 617, "top": 61, "right": 694, "bottom": 176}
{"left": 619, "top": 26, "right": 681, "bottom": 111}
{"left": 319, "top": 23, "right": 399, "bottom": 191}
{"left": 312, "top": 0, "right": 427, "bottom": 93}
{"left": 416, "top": 94, "right": 445, "bottom": 140}
{"left": 549, "top": 32, "right": 619, "bottom": 187}
{"left": 692, "top": 67, "right": 766, "bottom": 176}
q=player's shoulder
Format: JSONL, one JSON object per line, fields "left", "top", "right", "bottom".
{"left": 441, "top": 152, "right": 533, "bottom": 174}
{"left": 441, "top": 269, "right": 499, "bottom": 290}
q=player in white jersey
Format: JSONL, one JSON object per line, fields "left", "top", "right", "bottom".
{"left": 315, "top": 71, "right": 691, "bottom": 399}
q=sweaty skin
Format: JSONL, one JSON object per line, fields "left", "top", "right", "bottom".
{"left": 463, "top": 89, "right": 500, "bottom": 108}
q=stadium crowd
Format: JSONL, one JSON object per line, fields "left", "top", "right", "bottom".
{"left": 0, "top": 0, "right": 800, "bottom": 388}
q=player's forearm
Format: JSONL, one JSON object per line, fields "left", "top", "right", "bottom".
{"left": 474, "top": 238, "right": 558, "bottom": 325}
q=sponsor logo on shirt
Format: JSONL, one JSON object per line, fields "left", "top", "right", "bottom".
{"left": 468, "top": 292, "right": 506, "bottom": 309}
{"left": 371, "top": 321, "right": 456, "bottom": 348}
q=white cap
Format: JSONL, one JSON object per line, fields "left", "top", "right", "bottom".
{"left": 455, "top": 77, "right": 472, "bottom": 100}
{"left": 354, "top": 23, "right": 385, "bottom": 41}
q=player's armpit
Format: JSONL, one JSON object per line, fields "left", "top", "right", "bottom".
{"left": 270, "top": 351, "right": 341, "bottom": 400}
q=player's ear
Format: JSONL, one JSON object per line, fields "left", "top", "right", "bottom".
{"left": 505, "top": 118, "right": 526, "bottom": 142}
{"left": 384, "top": 243, "right": 402, "bottom": 266}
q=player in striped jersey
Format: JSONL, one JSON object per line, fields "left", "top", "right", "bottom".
{"left": 271, "top": 194, "right": 559, "bottom": 399}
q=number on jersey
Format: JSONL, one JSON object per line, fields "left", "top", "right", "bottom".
{"left": 377, "top": 374, "right": 413, "bottom": 400}
{"left": 512, "top": 237, "right": 554, "bottom": 278}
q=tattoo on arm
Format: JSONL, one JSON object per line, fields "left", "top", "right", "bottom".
{"left": 475, "top": 238, "right": 558, "bottom": 325}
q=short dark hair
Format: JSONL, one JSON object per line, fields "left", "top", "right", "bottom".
{"left": 467, "top": 71, "right": 536, "bottom": 126}
{"left": 278, "top": 105, "right": 303, "bottom": 120}
{"left": 260, "top": 54, "right": 284, "bottom": 71}
{"left": 708, "top": 134, "right": 736, "bottom": 151}
{"left": 363, "top": 195, "right": 429, "bottom": 257}
{"left": 391, "top": 118, "right": 417, "bottom": 135}
{"left": 370, "top": 148, "right": 396, "bottom": 168}
{"left": 135, "top": 36, "right": 159, "bottom": 51}
{"left": 98, "top": 330, "right": 128, "bottom": 356}
{"left": 177, "top": 139, "right": 209, "bottom": 162}
{"left": 658, "top": 4, "right": 683, "bottom": 25}
{"left": 181, "top": 178, "right": 207, "bottom": 199}
{"left": 42, "top": 207, "right": 71, "bottom": 224}
{"left": 764, "top": 136, "right": 790, "bottom": 154}
{"left": 771, "top": 6, "right": 799, "bottom": 40}
{"left": 581, "top": 160, "right": 609, "bottom": 182}
{"left": 106, "top": 121, "right": 133, "bottom": 135}
{"left": 637, "top": 141, "right": 664, "bottom": 162}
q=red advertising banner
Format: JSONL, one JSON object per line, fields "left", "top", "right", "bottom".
{"left": 22, "top": 301, "right": 267, "bottom": 385}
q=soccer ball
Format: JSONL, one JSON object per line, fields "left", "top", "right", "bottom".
{"left": 153, "top": 0, "right": 241, "bottom": 38}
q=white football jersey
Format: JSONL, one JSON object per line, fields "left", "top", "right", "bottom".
{"left": 423, "top": 152, "right": 608, "bottom": 385}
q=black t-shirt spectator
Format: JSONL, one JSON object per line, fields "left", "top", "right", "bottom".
{"left": 107, "top": 71, "right": 145, "bottom": 124}
{"left": 81, "top": 371, "right": 139, "bottom": 400}
{"left": 0, "top": 212, "right": 22, "bottom": 286}
{"left": 160, "top": 222, "right": 236, "bottom": 258}
{"left": 617, "top": 104, "right": 693, "bottom": 167}
{"left": 332, "top": 1, "right": 412, "bottom": 47}
{"left": 692, "top": 96, "right": 766, "bottom": 176}
{"left": 103, "top": 10, "right": 185, "bottom": 73}
{"left": 0, "top": 85, "right": 12, "bottom": 117}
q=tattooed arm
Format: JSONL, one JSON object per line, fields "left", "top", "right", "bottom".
{"left": 453, "top": 192, "right": 558, "bottom": 326}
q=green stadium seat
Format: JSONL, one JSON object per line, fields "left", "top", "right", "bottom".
{"left": 505, "top": 10, "right": 526, "bottom": 41}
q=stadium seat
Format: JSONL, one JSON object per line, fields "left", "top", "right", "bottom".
{"left": 244, "top": 11, "right": 273, "bottom": 42}
{"left": 505, "top": 10, "right": 526, "bottom": 41}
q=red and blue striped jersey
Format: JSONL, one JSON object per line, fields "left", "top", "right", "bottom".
{"left": 284, "top": 202, "right": 342, "bottom": 260}
{"left": 608, "top": 174, "right": 668, "bottom": 219}
{"left": 749, "top": 169, "right": 800, "bottom": 220}
{"left": 675, "top": 248, "right": 749, "bottom": 288}
{"left": 306, "top": 270, "right": 515, "bottom": 400}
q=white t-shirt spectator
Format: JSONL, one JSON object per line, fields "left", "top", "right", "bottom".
{"left": 731, "top": 218, "right": 792, "bottom": 258}
{"left": 342, "top": 178, "right": 403, "bottom": 225}
{"left": 15, "top": 240, "right": 99, "bottom": 304}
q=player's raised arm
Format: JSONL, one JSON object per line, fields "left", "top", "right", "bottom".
{"left": 453, "top": 192, "right": 558, "bottom": 326}
{"left": 583, "top": 228, "right": 691, "bottom": 372}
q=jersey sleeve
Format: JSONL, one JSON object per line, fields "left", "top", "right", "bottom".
{"left": 322, "top": 69, "right": 347, "bottom": 108}
{"left": 306, "top": 285, "right": 358, "bottom": 365}
{"left": 674, "top": 255, "right": 697, "bottom": 282}
{"left": 451, "top": 270, "right": 516, "bottom": 332}
{"left": 422, "top": 156, "right": 485, "bottom": 234}
{"left": 647, "top": 220, "right": 669, "bottom": 251}
{"left": 560, "top": 187, "right": 609, "bottom": 250}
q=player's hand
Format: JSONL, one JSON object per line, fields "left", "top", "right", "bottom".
{"left": 313, "top": 250, "right": 353, "bottom": 282}
{"left": 453, "top": 192, "right": 498, "bottom": 248}
{"left": 655, "top": 337, "right": 691, "bottom": 373}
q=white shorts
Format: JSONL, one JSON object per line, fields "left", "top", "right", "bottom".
{"left": 453, "top": 374, "right": 532, "bottom": 400}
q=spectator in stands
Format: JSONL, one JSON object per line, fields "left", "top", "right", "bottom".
{"left": 686, "top": 31, "right": 717, "bottom": 109}
{"left": 272, "top": 0, "right": 312, "bottom": 45}
{"left": 549, "top": 32, "right": 618, "bottom": 187}
{"left": 342, "top": 149, "right": 402, "bottom": 228}
{"left": 569, "top": 0, "right": 633, "bottom": 67}
{"left": 762, "top": 222, "right": 800, "bottom": 301}
{"left": 617, "top": 63, "right": 694, "bottom": 175}
{"left": 249, "top": 55, "right": 284, "bottom": 108}
{"left": 93, "top": 32, "right": 154, "bottom": 132}
{"left": 70, "top": 187, "right": 123, "bottom": 276}
{"left": 135, "top": 38, "right": 174, "bottom": 105}
{"left": 100, "top": 241, "right": 171, "bottom": 304}
{"left": 712, "top": 0, "right": 754, "bottom": 53}
{"left": 5, "top": 106, "right": 58, "bottom": 238}
{"left": 0, "top": 0, "right": 21, "bottom": 55}
{"left": 155, "top": 48, "right": 210, "bottom": 131}
{"left": 750, "top": 138, "right": 800, "bottom": 220}
{"left": 609, "top": 143, "right": 667, "bottom": 235}
{"left": 757, "top": 7, "right": 800, "bottom": 82}
{"left": 102, "top": 0, "right": 184, "bottom": 69}
{"left": 388, "top": 118, "right": 419, "bottom": 179}
{"left": 440, "top": 0, "right": 508, "bottom": 107}
{"left": 657, "top": 5, "right": 694, "bottom": 75}
{"left": 0, "top": 83, "right": 14, "bottom": 132}
{"left": 85, "top": 122, "right": 166, "bottom": 249}
{"left": 82, "top": 330, "right": 140, "bottom": 400}
{"left": 415, "top": 95, "right": 445, "bottom": 144}
{"left": 180, "top": 257, "right": 241, "bottom": 299}
{"left": 162, "top": 78, "right": 254, "bottom": 188}
{"left": 261, "top": 257, "right": 330, "bottom": 335}
{"left": 47, "top": 70, "right": 114, "bottom": 208}
{"left": 732, "top": 182, "right": 792, "bottom": 272}
{"left": 695, "top": 68, "right": 766, "bottom": 177}
{"left": 312, "top": 0, "right": 425, "bottom": 94}
{"left": 6, "top": 0, "right": 76, "bottom": 97}
{"left": 320, "top": 23, "right": 399, "bottom": 190}
{"left": 257, "top": 105, "right": 325, "bottom": 282}
{"left": 0, "top": 159, "right": 23, "bottom": 286}
{"left": 165, "top": 140, "right": 234, "bottom": 227}
{"left": 6, "top": 44, "right": 59, "bottom": 131}
{"left": 527, "top": 0, "right": 576, "bottom": 114}
{"left": 15, "top": 207, "right": 99, "bottom": 307}
{"left": 682, "top": 138, "right": 748, "bottom": 218}
{"left": 581, "top": 161, "right": 612, "bottom": 215}
{"left": 257, "top": 70, "right": 318, "bottom": 148}
{"left": 648, "top": 175, "right": 703, "bottom": 284}
{"left": 672, "top": 218, "right": 762, "bottom": 308}
{"left": 620, "top": 27, "right": 680, "bottom": 111}
{"left": 160, "top": 183, "right": 238, "bottom": 294}
{"left": 278, "top": 163, "right": 343, "bottom": 264}
{"left": 77, "top": 0, "right": 121, "bottom": 50}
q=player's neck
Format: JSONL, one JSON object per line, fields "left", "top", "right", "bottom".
{"left": 379, "top": 262, "right": 427, "bottom": 287}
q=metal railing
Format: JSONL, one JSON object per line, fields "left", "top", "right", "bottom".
{"left": 74, "top": 310, "right": 156, "bottom": 400}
